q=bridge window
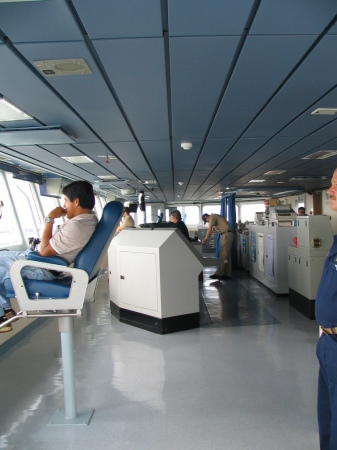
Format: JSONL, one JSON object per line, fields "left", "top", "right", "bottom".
{"left": 0, "top": 171, "right": 23, "bottom": 247}
{"left": 6, "top": 174, "right": 43, "bottom": 242}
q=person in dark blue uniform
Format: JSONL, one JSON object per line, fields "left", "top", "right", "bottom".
{"left": 170, "top": 210, "right": 190, "bottom": 242}
{"left": 316, "top": 168, "right": 337, "bottom": 450}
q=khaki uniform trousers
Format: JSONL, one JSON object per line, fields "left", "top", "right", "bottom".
{"left": 214, "top": 232, "right": 233, "bottom": 277}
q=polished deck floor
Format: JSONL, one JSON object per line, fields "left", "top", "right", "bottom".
{"left": 0, "top": 268, "right": 319, "bottom": 449}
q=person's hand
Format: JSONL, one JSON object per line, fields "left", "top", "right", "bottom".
{"left": 48, "top": 206, "right": 67, "bottom": 220}
{"left": 201, "top": 239, "right": 207, "bottom": 245}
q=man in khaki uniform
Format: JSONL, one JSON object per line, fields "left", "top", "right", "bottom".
{"left": 116, "top": 207, "right": 135, "bottom": 233}
{"left": 201, "top": 213, "right": 233, "bottom": 280}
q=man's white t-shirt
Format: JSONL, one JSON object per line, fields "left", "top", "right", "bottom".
{"left": 48, "top": 213, "right": 98, "bottom": 264}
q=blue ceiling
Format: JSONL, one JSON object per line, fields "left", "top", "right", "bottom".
{"left": 0, "top": 0, "right": 336, "bottom": 202}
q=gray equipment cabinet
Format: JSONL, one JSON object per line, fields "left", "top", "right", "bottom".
{"left": 249, "top": 223, "right": 297, "bottom": 295}
{"left": 288, "top": 215, "right": 332, "bottom": 319}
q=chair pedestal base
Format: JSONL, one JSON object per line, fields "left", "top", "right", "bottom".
{"left": 48, "top": 408, "right": 94, "bottom": 426}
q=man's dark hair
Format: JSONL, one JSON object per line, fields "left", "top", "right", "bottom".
{"left": 170, "top": 210, "right": 182, "bottom": 221}
{"left": 124, "top": 207, "right": 130, "bottom": 215}
{"left": 62, "top": 181, "right": 95, "bottom": 210}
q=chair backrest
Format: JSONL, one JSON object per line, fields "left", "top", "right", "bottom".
{"left": 74, "top": 201, "right": 123, "bottom": 281}
{"left": 157, "top": 212, "right": 163, "bottom": 223}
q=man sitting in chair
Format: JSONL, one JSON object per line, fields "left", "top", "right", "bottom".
{"left": 0, "top": 180, "right": 98, "bottom": 333}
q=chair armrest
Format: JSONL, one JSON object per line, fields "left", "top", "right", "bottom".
{"left": 27, "top": 251, "right": 69, "bottom": 266}
{"left": 9, "top": 260, "right": 89, "bottom": 311}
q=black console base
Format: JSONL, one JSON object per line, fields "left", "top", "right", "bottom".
{"left": 110, "top": 301, "right": 199, "bottom": 334}
{"left": 289, "top": 288, "right": 315, "bottom": 320}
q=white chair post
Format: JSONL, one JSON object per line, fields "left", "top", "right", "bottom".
{"left": 48, "top": 316, "right": 94, "bottom": 426}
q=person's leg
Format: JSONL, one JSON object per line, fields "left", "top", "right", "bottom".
{"left": 325, "top": 335, "right": 337, "bottom": 450}
{"left": 316, "top": 333, "right": 337, "bottom": 450}
{"left": 317, "top": 335, "right": 331, "bottom": 450}
{"left": 0, "top": 251, "right": 27, "bottom": 315}
{"left": 0, "top": 250, "right": 55, "bottom": 331}
{"left": 215, "top": 233, "right": 233, "bottom": 277}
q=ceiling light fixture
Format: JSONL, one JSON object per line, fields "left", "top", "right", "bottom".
{"left": 181, "top": 142, "right": 193, "bottom": 150}
{"left": 264, "top": 170, "right": 286, "bottom": 175}
{"left": 140, "top": 180, "right": 156, "bottom": 184}
{"left": 302, "top": 150, "right": 337, "bottom": 160}
{"left": 311, "top": 108, "right": 337, "bottom": 116}
{"left": 61, "top": 156, "right": 93, "bottom": 164}
{"left": 0, "top": 126, "right": 75, "bottom": 145}
{"left": 248, "top": 179, "right": 265, "bottom": 183}
{"left": 97, "top": 175, "right": 117, "bottom": 180}
{"left": 0, "top": 95, "right": 33, "bottom": 122}
{"left": 178, "top": 181, "right": 184, "bottom": 185}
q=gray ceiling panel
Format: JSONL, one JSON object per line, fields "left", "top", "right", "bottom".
{"left": 0, "top": 0, "right": 83, "bottom": 43}
{"left": 196, "top": 139, "right": 236, "bottom": 171}
{"left": 168, "top": 0, "right": 255, "bottom": 36}
{"left": 250, "top": 0, "right": 337, "bottom": 35}
{"left": 209, "top": 35, "right": 316, "bottom": 139}
{"left": 170, "top": 37, "right": 240, "bottom": 139}
{"left": 93, "top": 38, "right": 169, "bottom": 141}
{"left": 140, "top": 141, "right": 172, "bottom": 173}
{"left": 72, "top": 0, "right": 162, "bottom": 39}
{"left": 108, "top": 142, "right": 152, "bottom": 175}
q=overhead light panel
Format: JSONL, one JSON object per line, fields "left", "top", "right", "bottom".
{"left": 181, "top": 142, "right": 193, "bottom": 150}
{"left": 248, "top": 179, "right": 265, "bottom": 183}
{"left": 97, "top": 175, "right": 117, "bottom": 180}
{"left": 302, "top": 150, "right": 337, "bottom": 160}
{"left": 264, "top": 170, "right": 286, "bottom": 175}
{"left": 140, "top": 180, "right": 156, "bottom": 184}
{"left": 33, "top": 59, "right": 92, "bottom": 76}
{"left": 0, "top": 126, "right": 75, "bottom": 145}
{"left": 0, "top": 95, "right": 32, "bottom": 122}
{"left": 311, "top": 108, "right": 337, "bottom": 116}
{"left": 61, "top": 156, "right": 93, "bottom": 164}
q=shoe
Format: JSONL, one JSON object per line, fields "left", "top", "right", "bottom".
{"left": 5, "top": 308, "right": 17, "bottom": 320}
{"left": 0, "top": 316, "right": 12, "bottom": 333}
{"left": 209, "top": 274, "right": 220, "bottom": 279}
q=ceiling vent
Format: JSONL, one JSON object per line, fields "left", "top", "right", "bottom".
{"left": 311, "top": 108, "right": 337, "bottom": 115}
{"left": 302, "top": 150, "right": 337, "bottom": 160}
{"left": 33, "top": 59, "right": 92, "bottom": 76}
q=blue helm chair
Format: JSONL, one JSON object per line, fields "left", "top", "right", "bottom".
{"left": 1, "top": 200, "right": 123, "bottom": 426}
{"left": 3, "top": 200, "right": 123, "bottom": 311}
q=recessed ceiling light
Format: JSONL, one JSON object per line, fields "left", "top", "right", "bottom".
{"left": 178, "top": 181, "right": 184, "bottom": 185}
{"left": 33, "top": 59, "right": 92, "bottom": 76}
{"left": 311, "top": 108, "right": 337, "bottom": 116}
{"left": 248, "top": 179, "right": 265, "bottom": 183}
{"left": 276, "top": 182, "right": 285, "bottom": 184}
{"left": 97, "top": 175, "right": 117, "bottom": 180}
{"left": 264, "top": 170, "right": 286, "bottom": 175}
{"left": 0, "top": 95, "right": 32, "bottom": 122}
{"left": 61, "top": 156, "right": 93, "bottom": 164}
{"left": 181, "top": 142, "right": 193, "bottom": 150}
{"left": 302, "top": 150, "right": 337, "bottom": 160}
{"left": 140, "top": 180, "right": 156, "bottom": 184}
